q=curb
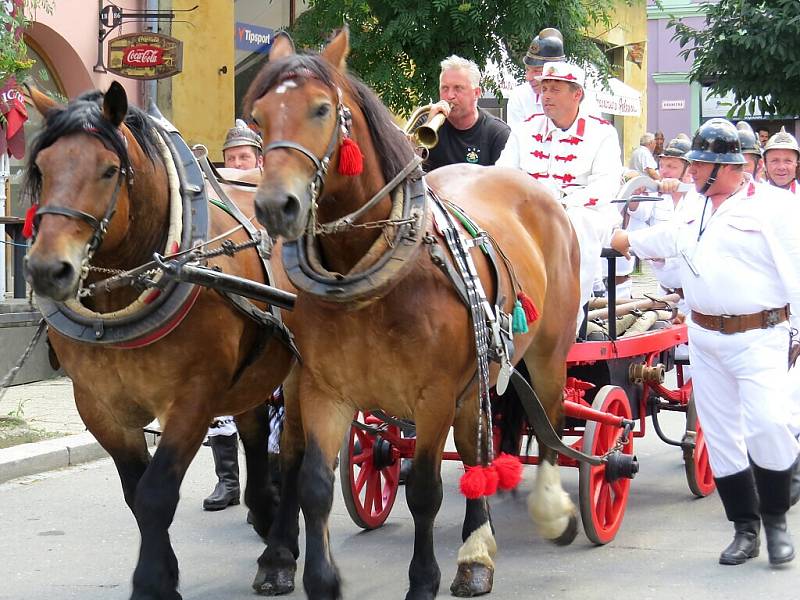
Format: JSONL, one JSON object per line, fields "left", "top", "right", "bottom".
{"left": 0, "top": 431, "right": 159, "bottom": 484}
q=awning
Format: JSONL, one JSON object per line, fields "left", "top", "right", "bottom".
{"left": 589, "top": 77, "right": 641, "bottom": 117}
{"left": 0, "top": 76, "right": 28, "bottom": 159}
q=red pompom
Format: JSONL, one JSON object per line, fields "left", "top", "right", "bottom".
{"left": 517, "top": 292, "right": 540, "bottom": 323}
{"left": 483, "top": 464, "right": 499, "bottom": 497}
{"left": 459, "top": 465, "right": 487, "bottom": 499}
{"left": 493, "top": 453, "right": 523, "bottom": 491}
{"left": 337, "top": 137, "right": 363, "bottom": 176}
{"left": 22, "top": 203, "right": 38, "bottom": 239}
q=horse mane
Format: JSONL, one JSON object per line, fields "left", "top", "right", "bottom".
{"left": 243, "top": 53, "right": 415, "bottom": 184}
{"left": 24, "top": 90, "right": 161, "bottom": 203}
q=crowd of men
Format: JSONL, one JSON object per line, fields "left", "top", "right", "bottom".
{"left": 413, "top": 26, "right": 800, "bottom": 570}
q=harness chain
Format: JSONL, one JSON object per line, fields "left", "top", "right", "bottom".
{"left": 0, "top": 320, "right": 46, "bottom": 404}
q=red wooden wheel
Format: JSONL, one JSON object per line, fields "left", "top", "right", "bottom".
{"left": 578, "top": 385, "right": 634, "bottom": 545}
{"left": 684, "top": 394, "right": 715, "bottom": 497}
{"left": 338, "top": 412, "right": 401, "bottom": 530}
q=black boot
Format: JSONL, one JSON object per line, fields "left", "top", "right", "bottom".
{"left": 753, "top": 462, "right": 795, "bottom": 565}
{"left": 203, "top": 433, "right": 241, "bottom": 511}
{"left": 715, "top": 469, "right": 760, "bottom": 565}
{"left": 790, "top": 455, "right": 800, "bottom": 507}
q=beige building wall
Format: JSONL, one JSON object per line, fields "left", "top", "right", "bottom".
{"left": 591, "top": 1, "right": 649, "bottom": 163}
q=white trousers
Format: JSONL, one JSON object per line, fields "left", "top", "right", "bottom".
{"left": 208, "top": 416, "right": 237, "bottom": 438}
{"left": 785, "top": 366, "right": 800, "bottom": 438}
{"left": 689, "top": 323, "right": 799, "bottom": 477}
{"left": 567, "top": 205, "right": 619, "bottom": 332}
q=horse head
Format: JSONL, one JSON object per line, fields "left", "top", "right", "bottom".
{"left": 24, "top": 82, "right": 160, "bottom": 301}
{"left": 245, "top": 29, "right": 414, "bottom": 243}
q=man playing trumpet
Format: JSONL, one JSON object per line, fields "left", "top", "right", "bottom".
{"left": 422, "top": 55, "right": 510, "bottom": 172}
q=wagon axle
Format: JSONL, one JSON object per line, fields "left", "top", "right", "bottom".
{"left": 604, "top": 450, "right": 639, "bottom": 482}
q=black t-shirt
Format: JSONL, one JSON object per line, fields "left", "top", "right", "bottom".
{"left": 423, "top": 109, "right": 511, "bottom": 172}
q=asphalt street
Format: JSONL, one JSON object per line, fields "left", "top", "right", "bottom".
{"left": 1, "top": 410, "right": 797, "bottom": 600}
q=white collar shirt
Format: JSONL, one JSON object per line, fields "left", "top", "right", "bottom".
{"left": 628, "top": 182, "right": 800, "bottom": 329}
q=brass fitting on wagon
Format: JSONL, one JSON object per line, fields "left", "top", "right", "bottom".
{"left": 629, "top": 363, "right": 665, "bottom": 384}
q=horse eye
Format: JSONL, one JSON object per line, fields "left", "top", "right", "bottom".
{"left": 315, "top": 103, "right": 331, "bottom": 118}
{"left": 102, "top": 165, "right": 118, "bottom": 179}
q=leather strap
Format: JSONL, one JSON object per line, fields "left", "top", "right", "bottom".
{"left": 691, "top": 305, "right": 789, "bottom": 334}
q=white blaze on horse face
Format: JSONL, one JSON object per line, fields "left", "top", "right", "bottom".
{"left": 527, "top": 460, "right": 576, "bottom": 539}
{"left": 274, "top": 79, "right": 298, "bottom": 95}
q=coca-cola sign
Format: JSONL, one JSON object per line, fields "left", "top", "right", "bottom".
{"left": 123, "top": 45, "right": 164, "bottom": 67}
{"left": 107, "top": 33, "right": 183, "bottom": 80}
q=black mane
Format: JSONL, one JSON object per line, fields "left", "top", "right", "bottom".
{"left": 243, "top": 53, "right": 415, "bottom": 184}
{"left": 24, "top": 90, "right": 160, "bottom": 203}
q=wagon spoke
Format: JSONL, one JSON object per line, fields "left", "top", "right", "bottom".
{"left": 363, "top": 471, "right": 377, "bottom": 513}
{"left": 352, "top": 447, "right": 373, "bottom": 465}
{"left": 354, "top": 464, "right": 370, "bottom": 493}
{"left": 596, "top": 483, "right": 610, "bottom": 524}
{"left": 372, "top": 473, "right": 385, "bottom": 513}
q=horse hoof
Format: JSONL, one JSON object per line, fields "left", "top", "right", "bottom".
{"left": 550, "top": 512, "right": 578, "bottom": 546}
{"left": 449, "top": 562, "right": 493, "bottom": 597}
{"left": 253, "top": 565, "right": 296, "bottom": 596}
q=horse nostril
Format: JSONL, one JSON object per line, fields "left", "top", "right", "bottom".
{"left": 51, "top": 261, "right": 75, "bottom": 286}
{"left": 282, "top": 193, "right": 300, "bottom": 223}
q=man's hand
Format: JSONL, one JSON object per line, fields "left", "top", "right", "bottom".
{"left": 658, "top": 178, "right": 682, "bottom": 194}
{"left": 428, "top": 100, "right": 452, "bottom": 120}
{"left": 610, "top": 229, "right": 632, "bottom": 259}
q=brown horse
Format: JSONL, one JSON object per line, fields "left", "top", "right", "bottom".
{"left": 244, "top": 30, "right": 581, "bottom": 599}
{"left": 23, "top": 83, "right": 295, "bottom": 600}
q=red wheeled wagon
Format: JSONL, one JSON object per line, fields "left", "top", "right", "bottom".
{"left": 338, "top": 252, "right": 713, "bottom": 543}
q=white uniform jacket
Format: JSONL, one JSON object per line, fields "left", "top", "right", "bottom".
{"left": 627, "top": 189, "right": 703, "bottom": 289}
{"left": 506, "top": 84, "right": 542, "bottom": 128}
{"left": 628, "top": 182, "right": 800, "bottom": 332}
{"left": 496, "top": 108, "right": 622, "bottom": 213}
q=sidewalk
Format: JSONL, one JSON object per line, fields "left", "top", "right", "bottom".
{"left": 0, "top": 377, "right": 158, "bottom": 483}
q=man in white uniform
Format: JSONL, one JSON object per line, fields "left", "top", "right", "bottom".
{"left": 611, "top": 118, "right": 800, "bottom": 567}
{"left": 736, "top": 122, "right": 764, "bottom": 182}
{"left": 628, "top": 132, "right": 660, "bottom": 180}
{"left": 506, "top": 28, "right": 565, "bottom": 127}
{"left": 497, "top": 61, "right": 622, "bottom": 331}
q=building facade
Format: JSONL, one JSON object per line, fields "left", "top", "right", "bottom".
{"left": 647, "top": 0, "right": 799, "bottom": 141}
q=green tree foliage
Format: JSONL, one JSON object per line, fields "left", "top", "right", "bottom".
{"left": 290, "top": 0, "right": 634, "bottom": 114}
{"left": 671, "top": 0, "right": 800, "bottom": 117}
{"left": 1, "top": 1, "right": 53, "bottom": 86}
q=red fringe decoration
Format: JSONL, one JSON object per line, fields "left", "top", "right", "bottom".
{"left": 493, "top": 453, "right": 523, "bottom": 491}
{"left": 337, "top": 137, "right": 363, "bottom": 176}
{"left": 517, "top": 292, "right": 539, "bottom": 323}
{"left": 459, "top": 466, "right": 487, "bottom": 499}
{"left": 482, "top": 464, "right": 499, "bottom": 496}
{"left": 22, "top": 204, "right": 38, "bottom": 239}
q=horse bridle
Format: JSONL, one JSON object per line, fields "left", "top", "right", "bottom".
{"left": 260, "top": 85, "right": 421, "bottom": 236}
{"left": 33, "top": 167, "right": 130, "bottom": 272}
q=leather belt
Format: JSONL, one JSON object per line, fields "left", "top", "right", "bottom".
{"left": 691, "top": 305, "right": 789, "bottom": 334}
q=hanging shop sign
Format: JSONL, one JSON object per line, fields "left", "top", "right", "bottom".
{"left": 107, "top": 32, "right": 183, "bottom": 80}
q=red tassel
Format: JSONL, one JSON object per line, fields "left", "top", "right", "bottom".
{"left": 483, "top": 464, "right": 499, "bottom": 496}
{"left": 517, "top": 292, "right": 539, "bottom": 323}
{"left": 459, "top": 465, "right": 487, "bottom": 499}
{"left": 22, "top": 204, "right": 38, "bottom": 239}
{"left": 337, "top": 137, "right": 363, "bottom": 176}
{"left": 493, "top": 453, "right": 523, "bottom": 491}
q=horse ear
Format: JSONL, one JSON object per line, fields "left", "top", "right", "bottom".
{"left": 103, "top": 81, "right": 128, "bottom": 127}
{"left": 321, "top": 26, "right": 350, "bottom": 72}
{"left": 269, "top": 31, "right": 295, "bottom": 62}
{"left": 25, "top": 83, "right": 61, "bottom": 117}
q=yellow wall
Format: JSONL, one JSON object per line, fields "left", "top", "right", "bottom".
{"left": 589, "top": 0, "right": 648, "bottom": 163}
{"left": 169, "top": 1, "right": 235, "bottom": 162}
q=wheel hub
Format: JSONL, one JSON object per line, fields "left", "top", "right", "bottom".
{"left": 371, "top": 434, "right": 396, "bottom": 470}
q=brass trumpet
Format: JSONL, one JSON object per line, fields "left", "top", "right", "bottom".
{"left": 404, "top": 103, "right": 449, "bottom": 153}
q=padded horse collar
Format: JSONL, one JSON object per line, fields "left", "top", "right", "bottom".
{"left": 281, "top": 173, "right": 428, "bottom": 304}
{"left": 37, "top": 108, "right": 210, "bottom": 346}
